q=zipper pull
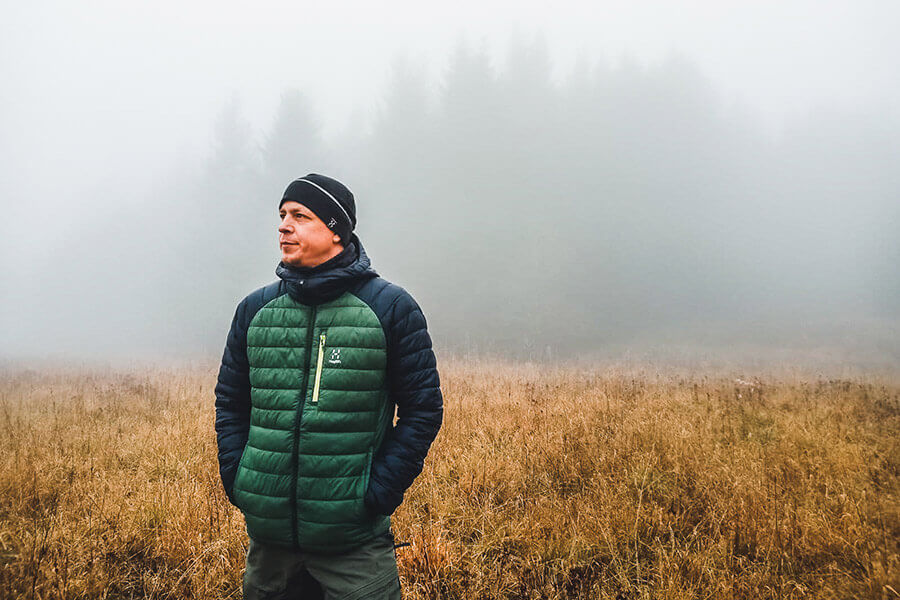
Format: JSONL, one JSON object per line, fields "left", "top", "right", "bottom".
{"left": 311, "top": 332, "right": 327, "bottom": 404}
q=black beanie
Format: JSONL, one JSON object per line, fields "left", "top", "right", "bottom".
{"left": 279, "top": 173, "right": 357, "bottom": 244}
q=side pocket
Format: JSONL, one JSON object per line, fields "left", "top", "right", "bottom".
{"left": 360, "top": 448, "right": 374, "bottom": 518}
{"left": 364, "top": 448, "right": 373, "bottom": 489}
{"left": 232, "top": 445, "right": 249, "bottom": 508}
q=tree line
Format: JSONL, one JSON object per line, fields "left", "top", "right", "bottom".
{"left": 56, "top": 35, "right": 900, "bottom": 362}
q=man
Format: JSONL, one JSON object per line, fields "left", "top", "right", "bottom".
{"left": 214, "top": 173, "right": 443, "bottom": 599}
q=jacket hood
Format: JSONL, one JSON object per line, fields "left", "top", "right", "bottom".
{"left": 275, "top": 233, "right": 379, "bottom": 305}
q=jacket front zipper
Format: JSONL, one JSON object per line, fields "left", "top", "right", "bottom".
{"left": 290, "top": 305, "right": 317, "bottom": 548}
{"left": 312, "top": 332, "right": 326, "bottom": 404}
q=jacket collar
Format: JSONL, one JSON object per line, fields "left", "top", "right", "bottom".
{"left": 275, "top": 233, "right": 379, "bottom": 305}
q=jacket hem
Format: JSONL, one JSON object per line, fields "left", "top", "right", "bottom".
{"left": 246, "top": 518, "right": 391, "bottom": 555}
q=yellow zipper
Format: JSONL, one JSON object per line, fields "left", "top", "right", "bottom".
{"left": 311, "top": 332, "right": 326, "bottom": 404}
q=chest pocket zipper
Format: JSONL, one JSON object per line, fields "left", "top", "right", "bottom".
{"left": 311, "top": 332, "right": 326, "bottom": 404}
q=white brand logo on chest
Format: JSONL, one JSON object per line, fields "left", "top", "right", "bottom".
{"left": 328, "top": 348, "right": 342, "bottom": 365}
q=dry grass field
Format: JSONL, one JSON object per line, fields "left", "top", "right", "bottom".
{"left": 0, "top": 359, "right": 897, "bottom": 599}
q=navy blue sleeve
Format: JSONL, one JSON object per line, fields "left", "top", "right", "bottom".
{"left": 365, "top": 289, "right": 443, "bottom": 516}
{"left": 214, "top": 297, "right": 252, "bottom": 506}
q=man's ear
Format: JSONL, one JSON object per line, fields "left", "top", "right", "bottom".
{"left": 333, "top": 234, "right": 342, "bottom": 244}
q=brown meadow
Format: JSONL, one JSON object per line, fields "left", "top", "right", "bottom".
{"left": 0, "top": 360, "right": 897, "bottom": 599}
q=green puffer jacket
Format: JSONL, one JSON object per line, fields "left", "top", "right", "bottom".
{"left": 214, "top": 236, "right": 443, "bottom": 553}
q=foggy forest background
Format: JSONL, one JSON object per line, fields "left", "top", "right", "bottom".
{"left": 3, "top": 36, "right": 898, "bottom": 369}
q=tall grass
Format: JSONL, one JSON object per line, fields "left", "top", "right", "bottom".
{"left": 0, "top": 361, "right": 897, "bottom": 599}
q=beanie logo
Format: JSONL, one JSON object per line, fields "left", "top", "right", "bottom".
{"left": 328, "top": 217, "right": 337, "bottom": 228}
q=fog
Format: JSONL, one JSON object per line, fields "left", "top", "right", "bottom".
{"left": 1, "top": 1, "right": 898, "bottom": 371}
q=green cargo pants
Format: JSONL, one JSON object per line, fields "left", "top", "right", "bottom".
{"left": 242, "top": 531, "right": 402, "bottom": 600}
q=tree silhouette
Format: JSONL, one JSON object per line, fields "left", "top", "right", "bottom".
{"left": 262, "top": 88, "right": 322, "bottom": 191}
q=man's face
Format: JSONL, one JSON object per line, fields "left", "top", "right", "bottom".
{"left": 278, "top": 201, "right": 342, "bottom": 267}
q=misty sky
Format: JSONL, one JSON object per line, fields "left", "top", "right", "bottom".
{"left": 3, "top": 1, "right": 898, "bottom": 199}
{"left": 1, "top": 0, "right": 898, "bottom": 368}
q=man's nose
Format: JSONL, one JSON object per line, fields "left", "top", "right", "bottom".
{"left": 278, "top": 220, "right": 291, "bottom": 233}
